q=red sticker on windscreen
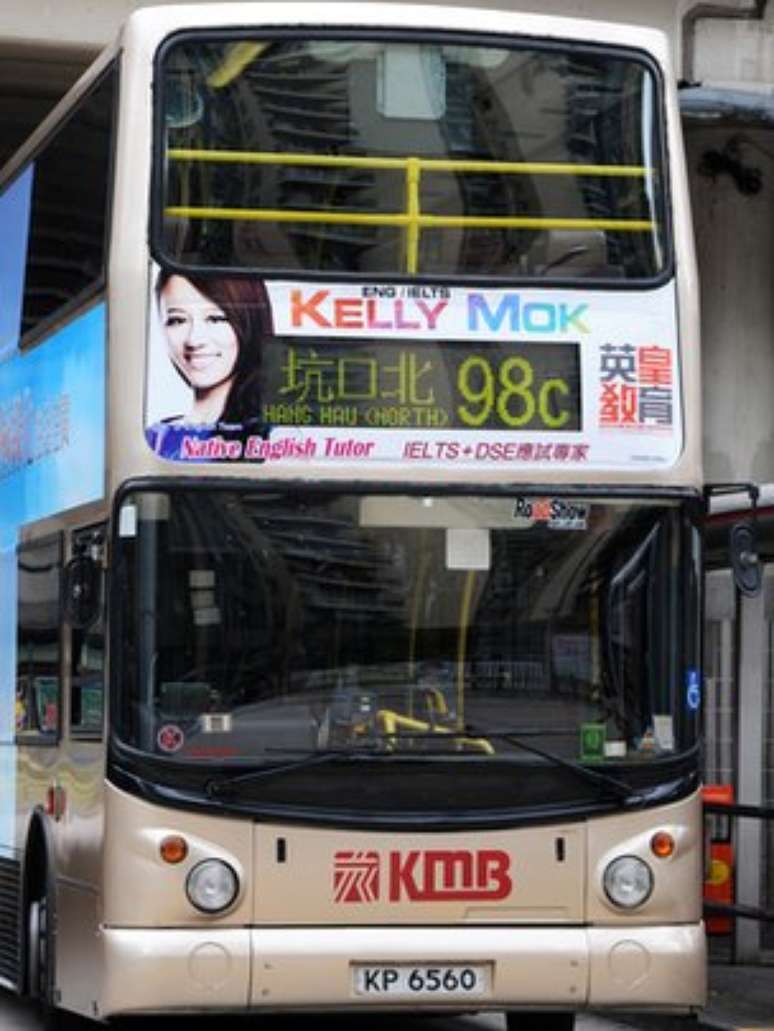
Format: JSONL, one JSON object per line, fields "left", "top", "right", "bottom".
{"left": 157, "top": 724, "right": 184, "bottom": 753}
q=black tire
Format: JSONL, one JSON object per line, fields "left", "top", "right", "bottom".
{"left": 28, "top": 892, "right": 91, "bottom": 1030}
{"left": 27, "top": 896, "right": 50, "bottom": 1004}
{"left": 506, "top": 1012, "right": 576, "bottom": 1031}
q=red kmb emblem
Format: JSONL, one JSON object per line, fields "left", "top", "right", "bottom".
{"left": 333, "top": 850, "right": 380, "bottom": 903}
{"left": 333, "top": 848, "right": 512, "bottom": 903}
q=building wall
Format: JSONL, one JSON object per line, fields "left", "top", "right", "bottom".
{"left": 687, "top": 126, "right": 774, "bottom": 484}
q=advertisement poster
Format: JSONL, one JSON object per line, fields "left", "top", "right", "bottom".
{"left": 0, "top": 166, "right": 33, "bottom": 365}
{"left": 0, "top": 301, "right": 106, "bottom": 847}
{"left": 145, "top": 271, "right": 682, "bottom": 471}
{"left": 0, "top": 304, "right": 106, "bottom": 529}
{"left": 0, "top": 165, "right": 34, "bottom": 849}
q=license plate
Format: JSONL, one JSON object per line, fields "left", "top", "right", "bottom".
{"left": 353, "top": 963, "right": 489, "bottom": 998}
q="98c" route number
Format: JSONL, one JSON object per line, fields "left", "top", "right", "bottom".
{"left": 457, "top": 355, "right": 573, "bottom": 429}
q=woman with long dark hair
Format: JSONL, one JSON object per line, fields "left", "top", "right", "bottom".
{"left": 146, "top": 269, "right": 272, "bottom": 459}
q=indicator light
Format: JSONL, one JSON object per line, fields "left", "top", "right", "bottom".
{"left": 159, "top": 835, "right": 188, "bottom": 864}
{"left": 650, "top": 831, "right": 676, "bottom": 858}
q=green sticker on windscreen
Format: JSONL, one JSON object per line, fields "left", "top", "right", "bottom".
{"left": 580, "top": 722, "right": 606, "bottom": 761}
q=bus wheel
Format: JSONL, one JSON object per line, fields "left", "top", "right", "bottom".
{"left": 27, "top": 897, "right": 45, "bottom": 1000}
{"left": 28, "top": 893, "right": 87, "bottom": 1030}
{"left": 505, "top": 1013, "right": 576, "bottom": 1031}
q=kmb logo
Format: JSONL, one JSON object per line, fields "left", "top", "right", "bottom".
{"left": 333, "top": 849, "right": 512, "bottom": 903}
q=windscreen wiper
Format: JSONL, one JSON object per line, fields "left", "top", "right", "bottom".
{"left": 463, "top": 724, "right": 638, "bottom": 802}
{"left": 205, "top": 746, "right": 404, "bottom": 798}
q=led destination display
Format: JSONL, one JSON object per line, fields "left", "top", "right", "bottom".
{"left": 261, "top": 339, "right": 581, "bottom": 433}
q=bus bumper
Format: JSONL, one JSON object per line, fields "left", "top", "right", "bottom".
{"left": 99, "top": 923, "right": 706, "bottom": 1017}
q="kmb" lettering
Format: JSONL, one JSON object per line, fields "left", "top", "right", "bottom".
{"left": 388, "top": 849, "right": 512, "bottom": 902}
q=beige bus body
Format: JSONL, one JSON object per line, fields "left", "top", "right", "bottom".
{"left": 91, "top": 783, "right": 705, "bottom": 1018}
{"left": 19, "top": 715, "right": 705, "bottom": 1019}
{"left": 3, "top": 3, "right": 705, "bottom": 1025}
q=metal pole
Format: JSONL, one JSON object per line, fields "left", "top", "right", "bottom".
{"left": 735, "top": 585, "right": 765, "bottom": 961}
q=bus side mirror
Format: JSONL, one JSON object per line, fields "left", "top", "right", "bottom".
{"left": 705, "top": 482, "right": 762, "bottom": 598}
{"left": 730, "top": 521, "right": 761, "bottom": 597}
{"left": 63, "top": 555, "right": 101, "bottom": 628}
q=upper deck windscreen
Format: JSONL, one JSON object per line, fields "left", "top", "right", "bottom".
{"left": 156, "top": 33, "right": 667, "bottom": 281}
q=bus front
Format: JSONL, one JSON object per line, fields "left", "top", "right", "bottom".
{"left": 104, "top": 5, "right": 704, "bottom": 1026}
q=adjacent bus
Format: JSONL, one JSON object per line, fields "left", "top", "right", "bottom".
{"left": 0, "top": 4, "right": 704, "bottom": 1028}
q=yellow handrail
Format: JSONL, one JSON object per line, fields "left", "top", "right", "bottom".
{"left": 164, "top": 206, "right": 652, "bottom": 233}
{"left": 405, "top": 157, "right": 422, "bottom": 275}
{"left": 421, "top": 685, "right": 449, "bottom": 719}
{"left": 375, "top": 708, "right": 494, "bottom": 755}
{"left": 168, "top": 148, "right": 651, "bottom": 178}
{"left": 165, "top": 148, "right": 656, "bottom": 273}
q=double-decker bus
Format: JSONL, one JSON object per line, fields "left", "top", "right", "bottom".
{"left": 0, "top": 4, "right": 704, "bottom": 1029}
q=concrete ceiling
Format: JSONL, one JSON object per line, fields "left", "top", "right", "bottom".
{"left": 0, "top": 41, "right": 96, "bottom": 170}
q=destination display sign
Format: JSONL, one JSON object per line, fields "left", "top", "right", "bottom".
{"left": 260, "top": 338, "right": 581, "bottom": 433}
{"left": 144, "top": 275, "right": 682, "bottom": 471}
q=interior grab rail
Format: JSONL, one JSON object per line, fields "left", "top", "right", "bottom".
{"left": 165, "top": 148, "right": 657, "bottom": 274}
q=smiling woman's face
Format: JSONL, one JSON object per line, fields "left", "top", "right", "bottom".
{"left": 160, "top": 275, "right": 239, "bottom": 392}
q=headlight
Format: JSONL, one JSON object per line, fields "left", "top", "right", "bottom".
{"left": 603, "top": 855, "right": 653, "bottom": 909}
{"left": 186, "top": 859, "right": 239, "bottom": 913}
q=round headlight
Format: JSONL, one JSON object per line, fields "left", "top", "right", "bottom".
{"left": 186, "top": 859, "right": 239, "bottom": 913}
{"left": 603, "top": 855, "right": 653, "bottom": 909}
